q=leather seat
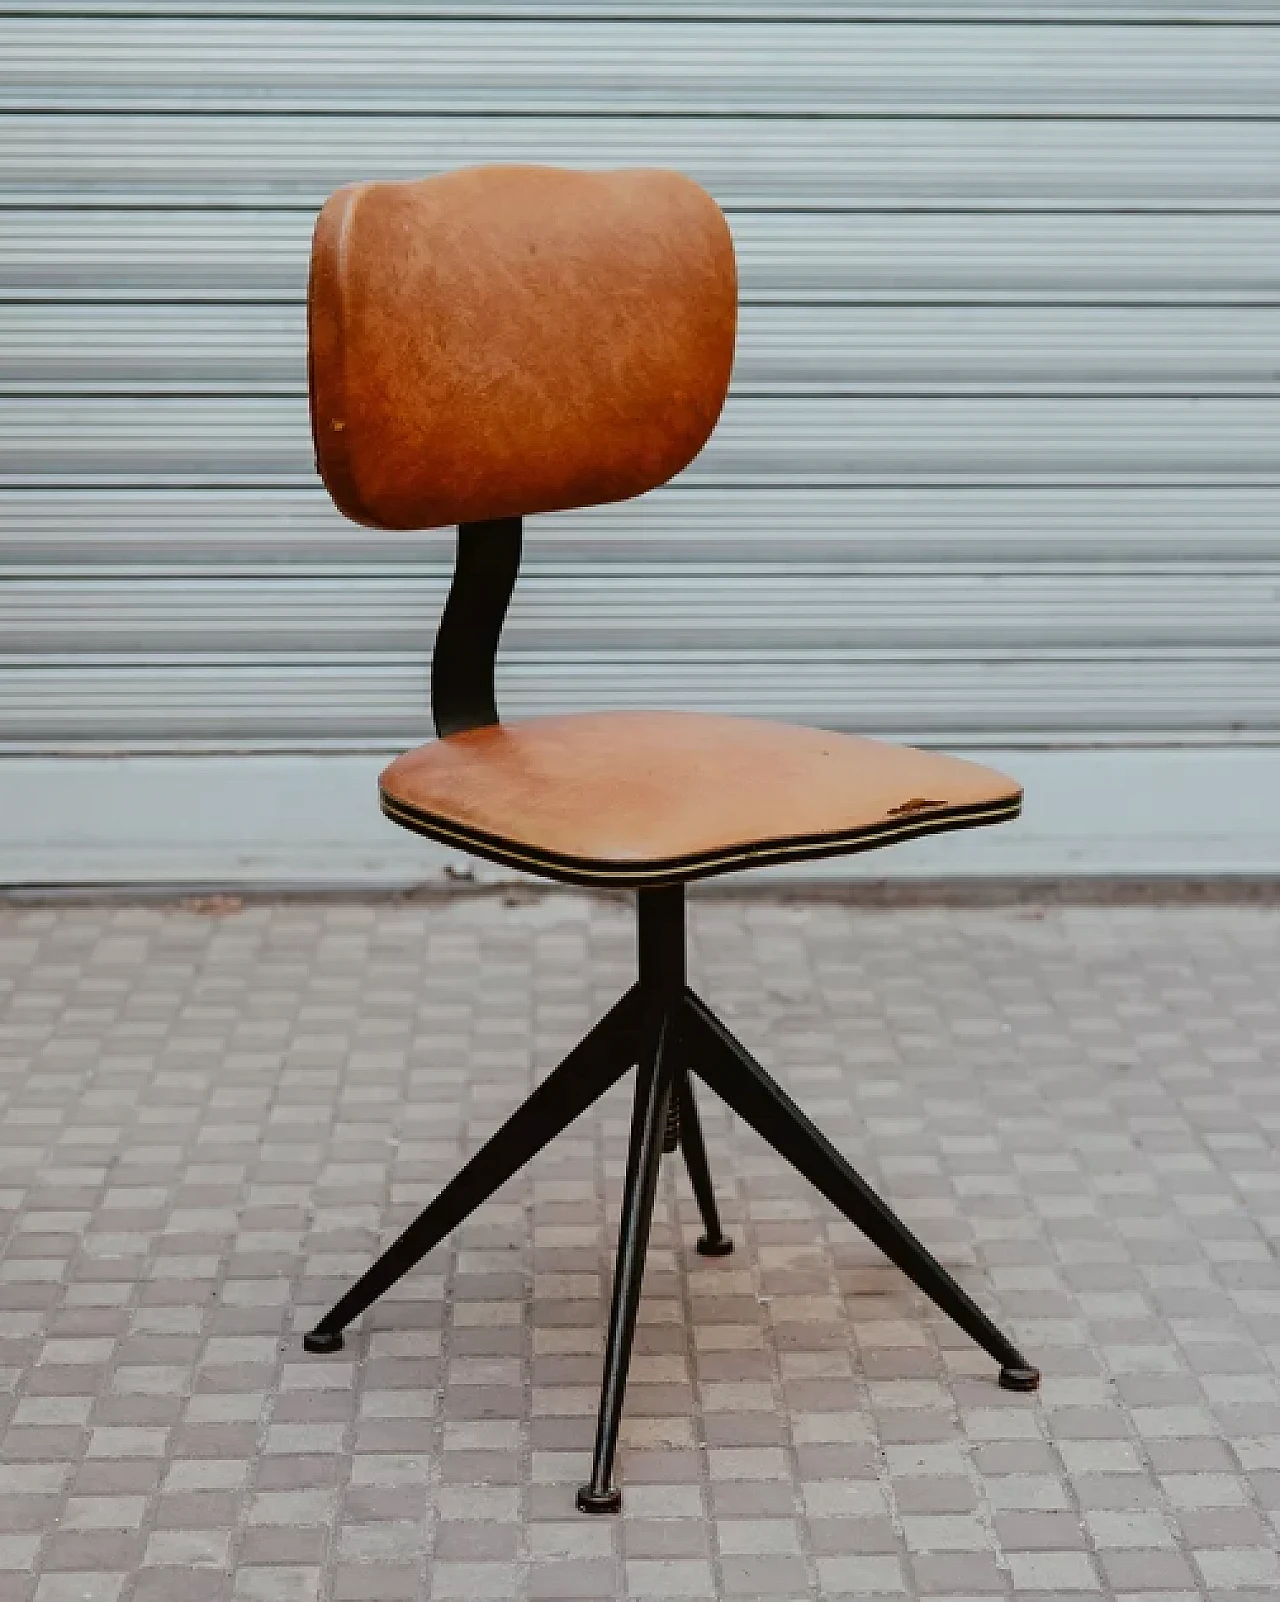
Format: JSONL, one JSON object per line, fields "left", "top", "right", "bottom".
{"left": 380, "top": 709, "right": 1021, "bottom": 887}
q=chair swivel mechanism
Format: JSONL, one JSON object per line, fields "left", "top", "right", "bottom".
{"left": 302, "top": 163, "right": 1039, "bottom": 1514}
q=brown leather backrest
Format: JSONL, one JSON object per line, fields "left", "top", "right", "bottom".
{"left": 308, "top": 165, "right": 737, "bottom": 531}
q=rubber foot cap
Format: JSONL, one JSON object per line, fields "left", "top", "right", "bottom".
{"left": 696, "top": 1234, "right": 734, "bottom": 1258}
{"left": 999, "top": 1364, "right": 1040, "bottom": 1393}
{"left": 303, "top": 1330, "right": 344, "bottom": 1354}
{"left": 576, "top": 1484, "right": 622, "bottom": 1515}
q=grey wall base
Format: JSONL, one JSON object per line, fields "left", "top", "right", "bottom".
{"left": 3, "top": 748, "right": 1278, "bottom": 887}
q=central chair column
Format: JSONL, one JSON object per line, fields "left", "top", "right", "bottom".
{"left": 577, "top": 884, "right": 687, "bottom": 1514}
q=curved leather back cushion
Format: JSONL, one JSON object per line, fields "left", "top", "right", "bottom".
{"left": 308, "top": 165, "right": 737, "bottom": 530}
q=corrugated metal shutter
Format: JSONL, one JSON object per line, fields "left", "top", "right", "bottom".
{"left": 3, "top": 6, "right": 1279, "bottom": 772}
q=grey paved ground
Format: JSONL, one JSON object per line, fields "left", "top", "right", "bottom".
{"left": 1, "top": 892, "right": 1279, "bottom": 1602}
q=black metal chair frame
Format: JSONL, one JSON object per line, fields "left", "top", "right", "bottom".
{"left": 304, "top": 517, "right": 1039, "bottom": 1514}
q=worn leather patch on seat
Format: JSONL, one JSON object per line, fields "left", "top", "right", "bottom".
{"left": 309, "top": 164, "right": 737, "bottom": 531}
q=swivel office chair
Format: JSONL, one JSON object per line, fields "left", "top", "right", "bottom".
{"left": 303, "top": 163, "right": 1039, "bottom": 1515}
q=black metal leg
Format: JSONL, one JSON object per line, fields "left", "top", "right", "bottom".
{"left": 577, "top": 884, "right": 688, "bottom": 1513}
{"left": 577, "top": 1011, "right": 678, "bottom": 1513}
{"left": 304, "top": 984, "right": 642, "bottom": 1353}
{"left": 682, "top": 989, "right": 1039, "bottom": 1392}
{"left": 676, "top": 1074, "right": 732, "bottom": 1257}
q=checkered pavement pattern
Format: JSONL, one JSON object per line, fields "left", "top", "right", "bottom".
{"left": 1, "top": 890, "right": 1279, "bottom": 1602}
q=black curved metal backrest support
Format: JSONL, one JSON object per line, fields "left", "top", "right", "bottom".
{"left": 431, "top": 516, "right": 523, "bottom": 738}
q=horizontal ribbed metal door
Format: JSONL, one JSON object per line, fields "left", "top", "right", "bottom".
{"left": 3, "top": 6, "right": 1278, "bottom": 767}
